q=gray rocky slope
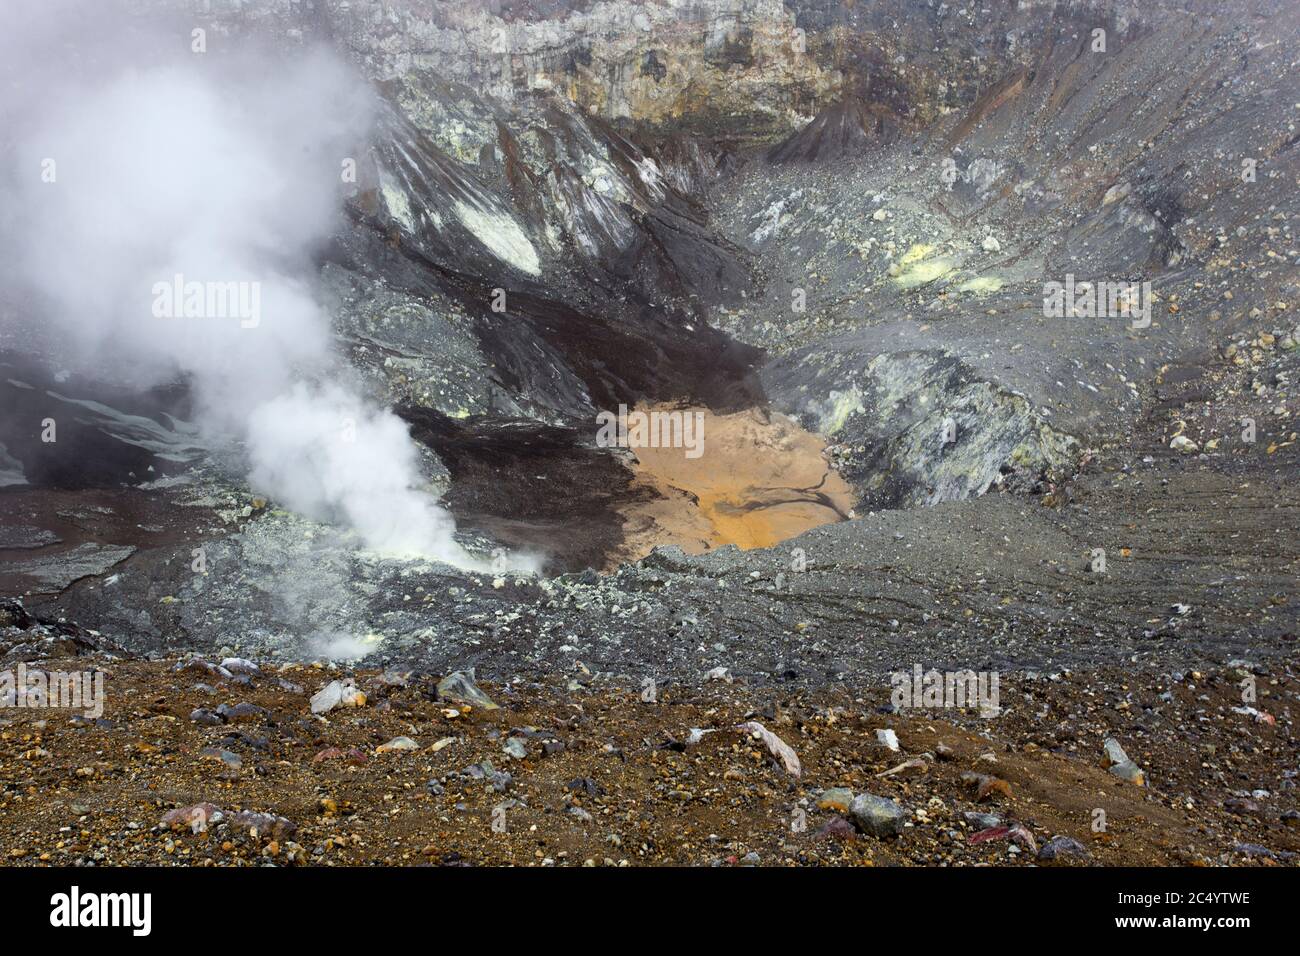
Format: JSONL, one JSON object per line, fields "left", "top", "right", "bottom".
{"left": 2, "top": 0, "right": 1297, "bottom": 687}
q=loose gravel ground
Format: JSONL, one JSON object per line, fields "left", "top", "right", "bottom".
{"left": 1, "top": 656, "right": 1295, "bottom": 867}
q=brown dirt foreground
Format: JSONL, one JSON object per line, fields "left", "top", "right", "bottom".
{"left": 0, "top": 656, "right": 1296, "bottom": 867}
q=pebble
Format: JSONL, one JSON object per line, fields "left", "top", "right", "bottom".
{"left": 1223, "top": 797, "right": 1259, "bottom": 816}
{"left": 160, "top": 803, "right": 223, "bottom": 834}
{"left": 190, "top": 707, "right": 224, "bottom": 726}
{"left": 1038, "top": 835, "right": 1090, "bottom": 861}
{"left": 436, "top": 671, "right": 499, "bottom": 710}
{"left": 216, "top": 702, "right": 268, "bottom": 722}
{"left": 313, "top": 746, "right": 367, "bottom": 764}
{"left": 566, "top": 776, "right": 605, "bottom": 797}
{"left": 962, "top": 771, "right": 1013, "bottom": 801}
{"left": 220, "top": 657, "right": 262, "bottom": 676}
{"left": 1108, "top": 762, "right": 1146, "bottom": 786}
{"left": 736, "top": 721, "right": 801, "bottom": 777}
{"left": 1102, "top": 738, "right": 1132, "bottom": 766}
{"left": 464, "top": 761, "right": 512, "bottom": 792}
{"left": 310, "top": 679, "right": 366, "bottom": 714}
{"left": 814, "top": 816, "right": 858, "bottom": 841}
{"left": 849, "top": 793, "right": 907, "bottom": 837}
{"left": 1234, "top": 843, "right": 1276, "bottom": 859}
{"left": 817, "top": 787, "right": 855, "bottom": 813}
{"left": 230, "top": 810, "right": 296, "bottom": 840}
{"left": 199, "top": 747, "right": 243, "bottom": 770}
{"left": 1103, "top": 737, "right": 1146, "bottom": 786}
{"left": 878, "top": 757, "right": 928, "bottom": 778}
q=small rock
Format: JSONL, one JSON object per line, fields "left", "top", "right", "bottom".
{"left": 220, "top": 657, "right": 261, "bottom": 677}
{"left": 1103, "top": 737, "right": 1146, "bottom": 786}
{"left": 876, "top": 728, "right": 900, "bottom": 752}
{"left": 1224, "top": 797, "right": 1260, "bottom": 816}
{"left": 1108, "top": 761, "right": 1146, "bottom": 786}
{"left": 1234, "top": 843, "right": 1276, "bottom": 859}
{"left": 969, "top": 823, "right": 1036, "bottom": 853}
{"left": 736, "top": 721, "right": 801, "bottom": 778}
{"left": 312, "top": 746, "right": 367, "bottom": 765}
{"left": 216, "top": 702, "right": 268, "bottom": 723}
{"left": 685, "top": 728, "right": 715, "bottom": 747}
{"left": 849, "top": 793, "right": 907, "bottom": 838}
{"left": 1006, "top": 823, "right": 1037, "bottom": 853}
{"left": 230, "top": 810, "right": 296, "bottom": 840}
{"left": 1102, "top": 737, "right": 1132, "bottom": 766}
{"left": 817, "top": 787, "right": 855, "bottom": 813}
{"left": 161, "top": 802, "right": 223, "bottom": 834}
{"left": 309, "top": 679, "right": 366, "bottom": 715}
{"left": 436, "top": 670, "right": 498, "bottom": 710}
{"left": 962, "top": 771, "right": 1013, "bottom": 801}
{"left": 376, "top": 736, "right": 419, "bottom": 753}
{"left": 190, "top": 707, "right": 225, "bottom": 726}
{"left": 1038, "top": 835, "right": 1090, "bottom": 861}
{"left": 199, "top": 747, "right": 242, "bottom": 771}
{"left": 814, "top": 816, "right": 858, "bottom": 842}
{"left": 566, "top": 777, "right": 605, "bottom": 797}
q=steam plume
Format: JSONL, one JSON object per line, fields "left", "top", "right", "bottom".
{"left": 0, "top": 1, "right": 506, "bottom": 569}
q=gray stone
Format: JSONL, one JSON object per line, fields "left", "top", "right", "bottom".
{"left": 437, "top": 670, "right": 498, "bottom": 710}
{"left": 1038, "top": 835, "right": 1090, "bottom": 861}
{"left": 849, "top": 793, "right": 907, "bottom": 838}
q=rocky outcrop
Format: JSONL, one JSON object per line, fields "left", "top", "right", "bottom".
{"left": 0, "top": 598, "right": 122, "bottom": 663}
{"left": 139, "top": 1, "right": 1200, "bottom": 145}
{"left": 766, "top": 349, "right": 1076, "bottom": 510}
{"left": 767, "top": 94, "right": 908, "bottom": 164}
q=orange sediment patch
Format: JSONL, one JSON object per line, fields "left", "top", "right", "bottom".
{"left": 611, "top": 405, "right": 854, "bottom": 564}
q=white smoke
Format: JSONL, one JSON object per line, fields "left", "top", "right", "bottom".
{"left": 247, "top": 383, "right": 465, "bottom": 559}
{"left": 305, "top": 630, "right": 378, "bottom": 663}
{"left": 0, "top": 1, "right": 515, "bottom": 571}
